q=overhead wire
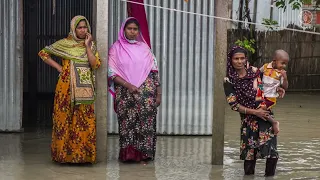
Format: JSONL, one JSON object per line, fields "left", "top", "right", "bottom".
{"left": 121, "top": 0, "right": 320, "bottom": 35}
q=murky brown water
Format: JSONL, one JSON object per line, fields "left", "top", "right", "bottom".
{"left": 0, "top": 93, "right": 319, "bottom": 180}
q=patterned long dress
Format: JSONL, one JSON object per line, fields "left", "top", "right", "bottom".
{"left": 38, "top": 50, "right": 101, "bottom": 163}
{"left": 113, "top": 71, "right": 160, "bottom": 162}
{"left": 223, "top": 71, "right": 279, "bottom": 161}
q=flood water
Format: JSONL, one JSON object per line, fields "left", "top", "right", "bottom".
{"left": 0, "top": 93, "right": 319, "bottom": 180}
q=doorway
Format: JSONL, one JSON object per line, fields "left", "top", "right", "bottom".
{"left": 23, "top": 0, "right": 93, "bottom": 128}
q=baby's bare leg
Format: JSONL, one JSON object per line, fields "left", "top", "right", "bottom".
{"left": 267, "top": 115, "right": 280, "bottom": 135}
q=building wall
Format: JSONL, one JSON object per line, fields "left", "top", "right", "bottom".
{"left": 302, "top": 0, "right": 320, "bottom": 26}
{"left": 231, "top": 0, "right": 302, "bottom": 30}
{"left": 107, "top": 0, "right": 215, "bottom": 135}
{"left": 0, "top": 0, "right": 23, "bottom": 131}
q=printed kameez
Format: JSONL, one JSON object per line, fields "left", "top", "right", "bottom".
{"left": 108, "top": 17, "right": 161, "bottom": 162}
{"left": 223, "top": 46, "right": 279, "bottom": 176}
{"left": 38, "top": 16, "right": 100, "bottom": 163}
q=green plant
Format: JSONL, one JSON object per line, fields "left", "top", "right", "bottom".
{"left": 235, "top": 38, "right": 256, "bottom": 54}
{"left": 274, "top": 0, "right": 320, "bottom": 12}
{"left": 275, "top": 0, "right": 302, "bottom": 11}
{"left": 262, "top": 18, "right": 279, "bottom": 30}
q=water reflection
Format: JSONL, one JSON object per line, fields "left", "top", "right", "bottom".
{"left": 0, "top": 93, "right": 320, "bottom": 180}
{"left": 106, "top": 137, "right": 320, "bottom": 180}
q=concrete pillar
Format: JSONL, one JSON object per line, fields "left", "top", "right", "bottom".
{"left": 212, "top": 0, "right": 228, "bottom": 165}
{"left": 93, "top": 0, "right": 109, "bottom": 163}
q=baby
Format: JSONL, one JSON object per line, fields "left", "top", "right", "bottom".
{"left": 259, "top": 50, "right": 289, "bottom": 135}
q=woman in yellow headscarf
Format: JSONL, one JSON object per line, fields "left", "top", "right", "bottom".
{"left": 38, "top": 15, "right": 100, "bottom": 164}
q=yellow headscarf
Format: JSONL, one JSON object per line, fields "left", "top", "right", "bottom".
{"left": 43, "top": 15, "right": 96, "bottom": 62}
{"left": 44, "top": 15, "right": 96, "bottom": 105}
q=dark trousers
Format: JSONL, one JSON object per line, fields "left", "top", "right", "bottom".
{"left": 244, "top": 158, "right": 278, "bottom": 176}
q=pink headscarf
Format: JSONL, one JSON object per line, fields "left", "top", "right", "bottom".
{"left": 108, "top": 17, "right": 154, "bottom": 88}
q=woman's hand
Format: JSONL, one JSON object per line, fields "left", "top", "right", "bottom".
{"left": 126, "top": 84, "right": 140, "bottom": 94}
{"left": 254, "top": 108, "right": 270, "bottom": 121}
{"left": 85, "top": 33, "right": 93, "bottom": 47}
{"left": 156, "top": 95, "right": 161, "bottom": 107}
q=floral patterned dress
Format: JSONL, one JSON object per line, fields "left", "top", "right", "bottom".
{"left": 38, "top": 49, "right": 101, "bottom": 163}
{"left": 223, "top": 69, "right": 279, "bottom": 161}
{"left": 114, "top": 71, "right": 160, "bottom": 162}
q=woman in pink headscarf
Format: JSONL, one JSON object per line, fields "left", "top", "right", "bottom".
{"left": 108, "top": 17, "right": 161, "bottom": 164}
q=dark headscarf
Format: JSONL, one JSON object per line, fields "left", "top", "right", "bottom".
{"left": 227, "top": 46, "right": 260, "bottom": 109}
